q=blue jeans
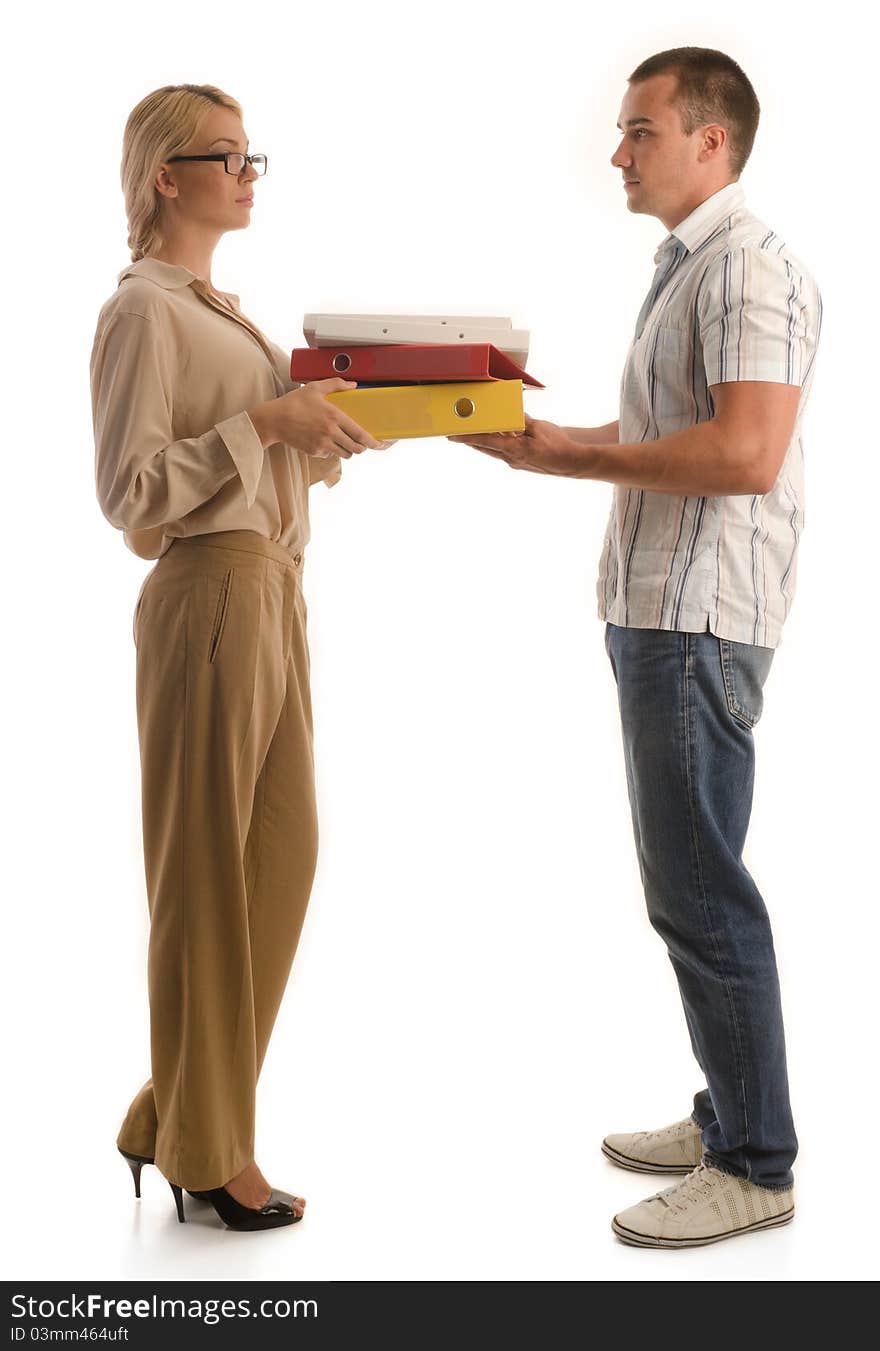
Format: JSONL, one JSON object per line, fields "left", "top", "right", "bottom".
{"left": 604, "top": 622, "right": 797, "bottom": 1191}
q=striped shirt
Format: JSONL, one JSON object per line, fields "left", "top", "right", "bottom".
{"left": 596, "top": 179, "right": 823, "bottom": 648}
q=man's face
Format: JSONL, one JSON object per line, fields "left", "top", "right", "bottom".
{"left": 611, "top": 73, "right": 719, "bottom": 227}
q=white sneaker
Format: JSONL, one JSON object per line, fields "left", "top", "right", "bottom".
{"left": 612, "top": 1160, "right": 795, "bottom": 1248}
{"left": 602, "top": 1115, "right": 703, "bottom": 1175}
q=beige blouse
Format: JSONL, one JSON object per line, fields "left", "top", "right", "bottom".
{"left": 89, "top": 256, "right": 342, "bottom": 561}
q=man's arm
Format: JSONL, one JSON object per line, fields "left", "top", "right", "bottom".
{"left": 569, "top": 382, "right": 801, "bottom": 494}
{"left": 452, "top": 244, "right": 818, "bottom": 495}
{"left": 562, "top": 420, "right": 620, "bottom": 445}
{"left": 449, "top": 382, "right": 800, "bottom": 496}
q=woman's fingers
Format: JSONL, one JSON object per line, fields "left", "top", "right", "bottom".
{"left": 334, "top": 410, "right": 383, "bottom": 451}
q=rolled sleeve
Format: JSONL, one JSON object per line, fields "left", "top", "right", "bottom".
{"left": 699, "top": 245, "right": 818, "bottom": 388}
{"left": 90, "top": 309, "right": 266, "bottom": 531}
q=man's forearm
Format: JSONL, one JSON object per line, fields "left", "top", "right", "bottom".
{"left": 563, "top": 419, "right": 764, "bottom": 496}
{"left": 563, "top": 420, "right": 620, "bottom": 445}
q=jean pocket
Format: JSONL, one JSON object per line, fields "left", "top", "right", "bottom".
{"left": 207, "top": 567, "right": 235, "bottom": 663}
{"left": 718, "top": 636, "right": 774, "bottom": 729}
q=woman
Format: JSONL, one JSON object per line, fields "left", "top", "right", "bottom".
{"left": 90, "top": 83, "right": 385, "bottom": 1233}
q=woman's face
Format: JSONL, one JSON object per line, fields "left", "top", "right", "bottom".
{"left": 154, "top": 108, "right": 259, "bottom": 235}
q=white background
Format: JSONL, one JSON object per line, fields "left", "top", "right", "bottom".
{"left": 5, "top": 0, "right": 876, "bottom": 1283}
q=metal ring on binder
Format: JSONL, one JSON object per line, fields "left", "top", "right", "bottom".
{"left": 332, "top": 353, "right": 352, "bottom": 372}
{"left": 453, "top": 397, "right": 476, "bottom": 418}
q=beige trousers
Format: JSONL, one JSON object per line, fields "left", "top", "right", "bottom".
{"left": 116, "top": 530, "right": 319, "bottom": 1190}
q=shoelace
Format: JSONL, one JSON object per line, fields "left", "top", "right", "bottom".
{"left": 655, "top": 1163, "right": 720, "bottom": 1213}
{"left": 635, "top": 1117, "right": 697, "bottom": 1144}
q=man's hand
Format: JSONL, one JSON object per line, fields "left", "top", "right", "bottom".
{"left": 447, "top": 414, "right": 578, "bottom": 476}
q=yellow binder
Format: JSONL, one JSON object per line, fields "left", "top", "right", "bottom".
{"left": 324, "top": 379, "right": 525, "bottom": 440}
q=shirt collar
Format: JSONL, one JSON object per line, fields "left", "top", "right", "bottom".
{"left": 116, "top": 256, "right": 240, "bottom": 306}
{"left": 653, "top": 179, "right": 746, "bottom": 262}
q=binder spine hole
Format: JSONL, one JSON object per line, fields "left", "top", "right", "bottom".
{"left": 453, "top": 397, "right": 476, "bottom": 418}
{"left": 332, "top": 353, "right": 352, "bottom": 372}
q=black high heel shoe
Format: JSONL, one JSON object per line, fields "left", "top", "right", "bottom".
{"left": 167, "top": 1178, "right": 304, "bottom": 1230}
{"left": 118, "top": 1146, "right": 210, "bottom": 1202}
{"left": 118, "top": 1147, "right": 153, "bottom": 1198}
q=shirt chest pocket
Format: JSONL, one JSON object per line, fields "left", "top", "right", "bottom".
{"left": 641, "top": 325, "right": 695, "bottom": 429}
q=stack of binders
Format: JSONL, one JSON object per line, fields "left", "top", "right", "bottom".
{"left": 290, "top": 314, "right": 544, "bottom": 441}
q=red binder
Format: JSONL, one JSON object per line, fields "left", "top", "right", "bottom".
{"left": 289, "top": 342, "right": 544, "bottom": 388}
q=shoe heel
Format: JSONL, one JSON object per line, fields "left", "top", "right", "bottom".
{"left": 118, "top": 1147, "right": 153, "bottom": 1199}
{"left": 168, "top": 1180, "right": 186, "bottom": 1223}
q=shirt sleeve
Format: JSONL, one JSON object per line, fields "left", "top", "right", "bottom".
{"left": 90, "top": 308, "right": 267, "bottom": 532}
{"left": 263, "top": 336, "right": 343, "bottom": 490}
{"left": 698, "top": 245, "right": 819, "bottom": 388}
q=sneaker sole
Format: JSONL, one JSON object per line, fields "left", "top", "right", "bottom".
{"left": 611, "top": 1207, "right": 795, "bottom": 1248}
{"left": 601, "top": 1141, "right": 698, "bottom": 1175}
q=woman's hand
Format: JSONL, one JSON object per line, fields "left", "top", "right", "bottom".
{"left": 266, "top": 378, "right": 384, "bottom": 458}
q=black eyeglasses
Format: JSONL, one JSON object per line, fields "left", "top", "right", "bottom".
{"left": 167, "top": 152, "right": 267, "bottom": 176}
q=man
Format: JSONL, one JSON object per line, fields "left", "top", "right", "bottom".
{"left": 449, "top": 46, "right": 822, "bottom": 1248}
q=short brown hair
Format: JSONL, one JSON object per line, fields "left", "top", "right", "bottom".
{"left": 628, "top": 47, "right": 760, "bottom": 177}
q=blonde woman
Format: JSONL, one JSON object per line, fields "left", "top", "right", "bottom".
{"left": 90, "top": 83, "right": 385, "bottom": 1232}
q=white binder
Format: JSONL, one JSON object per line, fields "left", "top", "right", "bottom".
{"left": 302, "top": 314, "right": 529, "bottom": 367}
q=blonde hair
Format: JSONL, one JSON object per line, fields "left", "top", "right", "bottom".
{"left": 121, "top": 84, "right": 243, "bottom": 262}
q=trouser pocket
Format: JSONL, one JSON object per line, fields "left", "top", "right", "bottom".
{"left": 208, "top": 567, "right": 235, "bottom": 663}
{"left": 132, "top": 568, "right": 158, "bottom": 649}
